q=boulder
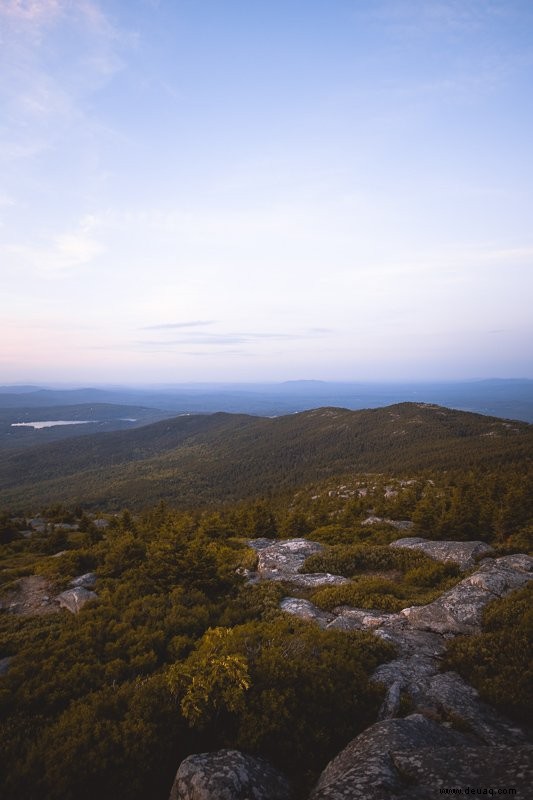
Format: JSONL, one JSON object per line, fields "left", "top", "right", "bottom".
{"left": 248, "top": 538, "right": 347, "bottom": 588}
{"left": 280, "top": 597, "right": 335, "bottom": 628}
{"left": 273, "top": 572, "right": 349, "bottom": 589}
{"left": 309, "top": 714, "right": 474, "bottom": 800}
{"left": 254, "top": 538, "right": 323, "bottom": 577}
{"left": 57, "top": 587, "right": 97, "bottom": 614}
{"left": 390, "top": 537, "right": 492, "bottom": 569}
{"left": 70, "top": 572, "right": 97, "bottom": 589}
{"left": 168, "top": 749, "right": 290, "bottom": 800}
{"left": 247, "top": 538, "right": 278, "bottom": 552}
{"left": 421, "top": 672, "right": 528, "bottom": 745}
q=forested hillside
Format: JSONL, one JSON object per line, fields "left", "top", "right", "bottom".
{"left": 0, "top": 403, "right": 531, "bottom": 512}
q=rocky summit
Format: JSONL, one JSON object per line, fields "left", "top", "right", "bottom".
{"left": 170, "top": 538, "right": 533, "bottom": 800}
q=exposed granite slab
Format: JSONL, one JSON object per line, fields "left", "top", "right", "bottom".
{"left": 280, "top": 598, "right": 335, "bottom": 628}
{"left": 248, "top": 538, "right": 347, "bottom": 588}
{"left": 402, "top": 554, "right": 533, "bottom": 634}
{"left": 390, "top": 537, "right": 493, "bottom": 570}
{"left": 309, "top": 714, "right": 474, "bottom": 800}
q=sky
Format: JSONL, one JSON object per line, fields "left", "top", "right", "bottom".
{"left": 1, "top": 0, "right": 532, "bottom": 384}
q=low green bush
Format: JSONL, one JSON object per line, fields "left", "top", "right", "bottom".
{"left": 302, "top": 543, "right": 436, "bottom": 578}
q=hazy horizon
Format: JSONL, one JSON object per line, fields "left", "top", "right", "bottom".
{"left": 2, "top": 376, "right": 533, "bottom": 389}
{"left": 2, "top": 1, "right": 532, "bottom": 383}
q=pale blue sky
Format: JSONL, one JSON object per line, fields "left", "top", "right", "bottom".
{"left": 1, "top": 0, "right": 532, "bottom": 383}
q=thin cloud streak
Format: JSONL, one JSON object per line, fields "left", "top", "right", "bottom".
{"left": 136, "top": 329, "right": 333, "bottom": 347}
{"left": 141, "top": 321, "right": 216, "bottom": 330}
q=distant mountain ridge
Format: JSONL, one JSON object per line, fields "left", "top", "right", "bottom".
{"left": 0, "top": 379, "right": 532, "bottom": 421}
{"left": 0, "top": 402, "right": 531, "bottom": 512}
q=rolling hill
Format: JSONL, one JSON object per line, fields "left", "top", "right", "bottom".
{"left": 0, "top": 403, "right": 176, "bottom": 452}
{"left": 0, "top": 403, "right": 531, "bottom": 512}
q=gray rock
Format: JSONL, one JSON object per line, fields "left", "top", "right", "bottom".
{"left": 361, "top": 516, "right": 413, "bottom": 529}
{"left": 249, "top": 538, "right": 348, "bottom": 588}
{"left": 390, "top": 537, "right": 493, "bottom": 569}
{"left": 391, "top": 746, "right": 533, "bottom": 799}
{"left": 310, "top": 714, "right": 474, "bottom": 800}
{"left": 168, "top": 749, "right": 290, "bottom": 800}
{"left": 56, "top": 587, "right": 97, "bottom": 614}
{"left": 70, "top": 572, "right": 97, "bottom": 589}
{"left": 255, "top": 538, "right": 323, "bottom": 576}
{"left": 281, "top": 572, "right": 349, "bottom": 588}
{"left": 280, "top": 597, "right": 335, "bottom": 628}
{"left": 421, "top": 672, "right": 528, "bottom": 745}
{"left": 377, "top": 679, "right": 402, "bottom": 720}
{"left": 331, "top": 607, "right": 403, "bottom": 630}
{"left": 402, "top": 554, "right": 533, "bottom": 634}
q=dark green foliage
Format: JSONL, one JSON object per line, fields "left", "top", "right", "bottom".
{"left": 0, "top": 506, "right": 395, "bottom": 799}
{"left": 167, "top": 619, "right": 392, "bottom": 780}
{"left": 444, "top": 583, "right": 533, "bottom": 724}
{"left": 304, "top": 544, "right": 461, "bottom": 612}
{"left": 301, "top": 543, "right": 432, "bottom": 576}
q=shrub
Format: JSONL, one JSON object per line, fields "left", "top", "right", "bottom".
{"left": 301, "top": 544, "right": 430, "bottom": 577}
{"left": 444, "top": 583, "right": 533, "bottom": 724}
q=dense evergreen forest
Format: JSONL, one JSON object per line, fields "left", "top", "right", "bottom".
{"left": 0, "top": 402, "right": 531, "bottom": 511}
{"left": 0, "top": 407, "right": 533, "bottom": 800}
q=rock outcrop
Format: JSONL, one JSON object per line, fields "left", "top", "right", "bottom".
{"left": 169, "top": 749, "right": 290, "bottom": 800}
{"left": 248, "top": 538, "right": 348, "bottom": 589}
{"left": 309, "top": 714, "right": 533, "bottom": 800}
{"left": 390, "top": 536, "right": 493, "bottom": 569}
{"left": 175, "top": 542, "right": 533, "bottom": 800}
{"left": 57, "top": 586, "right": 97, "bottom": 614}
{"left": 279, "top": 597, "right": 335, "bottom": 628}
{"left": 402, "top": 553, "right": 533, "bottom": 634}
{"left": 70, "top": 572, "right": 97, "bottom": 589}
{"left": 279, "top": 552, "right": 532, "bottom": 736}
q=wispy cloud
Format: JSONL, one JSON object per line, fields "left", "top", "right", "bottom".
{"left": 0, "top": 0, "right": 63, "bottom": 23}
{"left": 4, "top": 215, "right": 104, "bottom": 275}
{"left": 0, "top": 0, "right": 132, "bottom": 167}
{"left": 141, "top": 320, "right": 216, "bottom": 330}
{"left": 137, "top": 329, "right": 332, "bottom": 348}
{"left": 368, "top": 0, "right": 508, "bottom": 36}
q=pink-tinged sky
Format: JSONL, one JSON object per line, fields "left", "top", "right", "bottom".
{"left": 1, "top": 0, "right": 532, "bottom": 383}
